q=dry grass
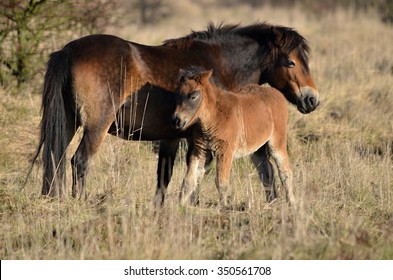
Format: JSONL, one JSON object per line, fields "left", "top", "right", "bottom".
{"left": 1, "top": 2, "right": 392, "bottom": 260}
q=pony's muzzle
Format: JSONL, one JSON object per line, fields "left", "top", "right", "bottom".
{"left": 171, "top": 114, "right": 186, "bottom": 130}
{"left": 298, "top": 86, "right": 320, "bottom": 114}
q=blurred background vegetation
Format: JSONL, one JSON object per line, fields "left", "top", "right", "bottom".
{"left": 0, "top": 0, "right": 392, "bottom": 91}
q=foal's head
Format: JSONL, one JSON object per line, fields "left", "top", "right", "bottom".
{"left": 263, "top": 26, "right": 319, "bottom": 114}
{"left": 172, "top": 67, "right": 213, "bottom": 130}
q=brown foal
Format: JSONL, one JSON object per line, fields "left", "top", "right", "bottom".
{"left": 172, "top": 67, "right": 294, "bottom": 206}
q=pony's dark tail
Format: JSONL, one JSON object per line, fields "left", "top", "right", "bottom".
{"left": 36, "top": 49, "right": 72, "bottom": 196}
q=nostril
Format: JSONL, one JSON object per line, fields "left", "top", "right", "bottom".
{"left": 176, "top": 118, "right": 182, "bottom": 128}
{"left": 171, "top": 115, "right": 179, "bottom": 128}
{"left": 305, "top": 95, "right": 317, "bottom": 109}
{"left": 308, "top": 96, "right": 315, "bottom": 107}
{"left": 172, "top": 115, "right": 186, "bottom": 129}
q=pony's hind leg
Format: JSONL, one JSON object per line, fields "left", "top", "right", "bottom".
{"left": 71, "top": 126, "right": 110, "bottom": 200}
{"left": 71, "top": 135, "right": 88, "bottom": 199}
{"left": 268, "top": 143, "right": 294, "bottom": 205}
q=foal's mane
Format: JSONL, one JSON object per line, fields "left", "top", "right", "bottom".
{"left": 163, "top": 22, "right": 310, "bottom": 65}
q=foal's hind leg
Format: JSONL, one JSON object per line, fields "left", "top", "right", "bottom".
{"left": 65, "top": 109, "right": 79, "bottom": 196}
{"left": 251, "top": 145, "right": 277, "bottom": 202}
{"left": 154, "top": 139, "right": 180, "bottom": 207}
{"left": 268, "top": 143, "right": 294, "bottom": 205}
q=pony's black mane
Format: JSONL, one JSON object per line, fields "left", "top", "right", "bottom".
{"left": 163, "top": 22, "right": 310, "bottom": 66}
{"left": 178, "top": 65, "right": 207, "bottom": 81}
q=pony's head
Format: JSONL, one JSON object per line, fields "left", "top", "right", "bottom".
{"left": 262, "top": 26, "right": 319, "bottom": 113}
{"left": 172, "top": 67, "right": 213, "bottom": 130}
{"left": 164, "top": 23, "right": 319, "bottom": 114}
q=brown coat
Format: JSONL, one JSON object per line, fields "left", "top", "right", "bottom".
{"left": 173, "top": 69, "right": 294, "bottom": 206}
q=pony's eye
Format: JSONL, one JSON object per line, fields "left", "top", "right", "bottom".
{"left": 287, "top": 60, "right": 296, "bottom": 68}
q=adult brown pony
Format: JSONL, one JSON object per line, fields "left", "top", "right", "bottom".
{"left": 172, "top": 67, "right": 293, "bottom": 206}
{"left": 32, "top": 23, "right": 319, "bottom": 202}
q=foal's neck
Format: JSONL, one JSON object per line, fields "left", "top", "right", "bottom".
{"left": 200, "top": 85, "right": 232, "bottom": 130}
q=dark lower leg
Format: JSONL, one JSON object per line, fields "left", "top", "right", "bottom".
{"left": 252, "top": 145, "right": 277, "bottom": 202}
{"left": 154, "top": 139, "right": 180, "bottom": 206}
{"left": 71, "top": 139, "right": 89, "bottom": 199}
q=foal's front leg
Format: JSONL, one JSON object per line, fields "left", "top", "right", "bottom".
{"left": 179, "top": 146, "right": 206, "bottom": 206}
{"left": 184, "top": 139, "right": 213, "bottom": 205}
{"left": 215, "top": 150, "right": 234, "bottom": 208}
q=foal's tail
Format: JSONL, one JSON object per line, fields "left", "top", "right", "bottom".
{"left": 30, "top": 49, "right": 74, "bottom": 196}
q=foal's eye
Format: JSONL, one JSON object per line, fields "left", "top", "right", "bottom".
{"left": 189, "top": 92, "right": 199, "bottom": 101}
{"left": 287, "top": 60, "right": 296, "bottom": 68}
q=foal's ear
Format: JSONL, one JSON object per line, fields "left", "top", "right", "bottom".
{"left": 178, "top": 68, "right": 187, "bottom": 82}
{"left": 199, "top": 69, "right": 213, "bottom": 83}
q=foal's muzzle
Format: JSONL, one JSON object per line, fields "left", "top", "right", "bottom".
{"left": 171, "top": 114, "right": 186, "bottom": 130}
{"left": 297, "top": 86, "right": 320, "bottom": 114}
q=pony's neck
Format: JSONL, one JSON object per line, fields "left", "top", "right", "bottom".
{"left": 208, "top": 40, "right": 264, "bottom": 90}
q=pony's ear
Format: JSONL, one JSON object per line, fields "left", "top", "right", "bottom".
{"left": 271, "top": 26, "right": 284, "bottom": 48}
{"left": 199, "top": 69, "right": 213, "bottom": 83}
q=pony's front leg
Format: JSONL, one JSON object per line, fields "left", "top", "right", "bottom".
{"left": 154, "top": 139, "right": 180, "bottom": 207}
{"left": 179, "top": 147, "right": 205, "bottom": 206}
{"left": 215, "top": 150, "right": 234, "bottom": 208}
{"left": 252, "top": 145, "right": 277, "bottom": 202}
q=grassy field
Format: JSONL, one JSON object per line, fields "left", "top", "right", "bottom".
{"left": 1, "top": 2, "right": 392, "bottom": 259}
